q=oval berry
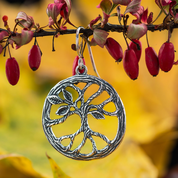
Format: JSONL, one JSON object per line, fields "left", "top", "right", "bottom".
{"left": 123, "top": 49, "right": 139, "bottom": 80}
{"left": 6, "top": 57, "right": 20, "bottom": 85}
{"left": 28, "top": 45, "right": 41, "bottom": 71}
{"left": 145, "top": 47, "right": 159, "bottom": 76}
{"left": 158, "top": 42, "right": 174, "bottom": 72}
{"left": 72, "top": 56, "right": 85, "bottom": 75}
{"left": 129, "top": 39, "right": 142, "bottom": 62}
{"left": 105, "top": 37, "right": 123, "bottom": 62}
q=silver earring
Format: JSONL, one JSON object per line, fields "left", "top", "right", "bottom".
{"left": 42, "top": 27, "right": 126, "bottom": 160}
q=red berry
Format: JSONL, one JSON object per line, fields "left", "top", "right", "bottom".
{"left": 145, "top": 47, "right": 159, "bottom": 76}
{"left": 158, "top": 42, "right": 174, "bottom": 72}
{"left": 129, "top": 39, "right": 142, "bottom": 62}
{"left": 123, "top": 49, "right": 139, "bottom": 80}
{"left": 2, "top": 15, "right": 8, "bottom": 22}
{"left": 28, "top": 45, "right": 41, "bottom": 71}
{"left": 72, "top": 56, "right": 85, "bottom": 75}
{"left": 105, "top": 37, "right": 123, "bottom": 62}
{"left": 6, "top": 57, "right": 20, "bottom": 85}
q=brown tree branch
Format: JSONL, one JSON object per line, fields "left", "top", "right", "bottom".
{"left": 1, "top": 23, "right": 178, "bottom": 38}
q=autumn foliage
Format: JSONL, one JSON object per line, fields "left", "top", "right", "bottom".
{"left": 0, "top": 0, "right": 178, "bottom": 178}
{"left": 0, "top": 0, "right": 178, "bottom": 84}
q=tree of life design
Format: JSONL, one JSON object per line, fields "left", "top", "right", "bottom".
{"left": 42, "top": 74, "right": 126, "bottom": 160}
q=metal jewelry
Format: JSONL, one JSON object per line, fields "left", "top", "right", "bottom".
{"left": 42, "top": 27, "right": 126, "bottom": 160}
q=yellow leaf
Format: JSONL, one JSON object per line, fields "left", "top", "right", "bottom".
{"left": 141, "top": 130, "right": 178, "bottom": 177}
{"left": 0, "top": 154, "right": 46, "bottom": 178}
{"left": 67, "top": 140, "right": 158, "bottom": 178}
{"left": 101, "top": 140, "right": 158, "bottom": 178}
{"left": 46, "top": 154, "right": 71, "bottom": 178}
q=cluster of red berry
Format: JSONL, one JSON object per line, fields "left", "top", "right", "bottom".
{"left": 1, "top": 16, "right": 41, "bottom": 85}
{"left": 104, "top": 37, "right": 175, "bottom": 80}
{"left": 1, "top": 0, "right": 177, "bottom": 84}
{"left": 5, "top": 44, "right": 41, "bottom": 85}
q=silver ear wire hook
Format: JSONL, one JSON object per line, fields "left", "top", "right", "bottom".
{"left": 75, "top": 26, "right": 87, "bottom": 75}
{"left": 75, "top": 27, "right": 100, "bottom": 77}
{"left": 76, "top": 26, "right": 85, "bottom": 58}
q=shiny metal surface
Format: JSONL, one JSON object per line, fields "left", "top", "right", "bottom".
{"left": 42, "top": 74, "right": 126, "bottom": 160}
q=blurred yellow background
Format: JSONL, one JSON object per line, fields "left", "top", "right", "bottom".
{"left": 0, "top": 0, "right": 178, "bottom": 178}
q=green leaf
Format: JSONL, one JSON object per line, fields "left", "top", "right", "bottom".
{"left": 174, "top": 0, "right": 178, "bottom": 9}
{"left": 127, "top": 23, "right": 147, "bottom": 39}
{"left": 10, "top": 29, "right": 33, "bottom": 49}
{"left": 100, "top": 0, "right": 112, "bottom": 14}
{"left": 93, "top": 29, "right": 109, "bottom": 48}
{"left": 15, "top": 11, "right": 34, "bottom": 29}
{"left": 124, "top": 0, "right": 141, "bottom": 15}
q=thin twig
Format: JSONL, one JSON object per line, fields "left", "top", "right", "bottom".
{"left": 1, "top": 23, "right": 178, "bottom": 39}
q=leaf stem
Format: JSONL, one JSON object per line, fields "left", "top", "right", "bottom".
{"left": 109, "top": 3, "right": 118, "bottom": 15}
{"left": 152, "top": 10, "right": 162, "bottom": 24}
{"left": 52, "top": 35, "right": 55, "bottom": 52}
{"left": 123, "top": 33, "right": 129, "bottom": 49}
{"left": 146, "top": 32, "right": 149, "bottom": 47}
{"left": 8, "top": 44, "right": 11, "bottom": 58}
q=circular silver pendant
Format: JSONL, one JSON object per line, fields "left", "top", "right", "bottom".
{"left": 42, "top": 74, "right": 126, "bottom": 160}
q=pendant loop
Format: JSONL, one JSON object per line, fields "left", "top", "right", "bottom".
{"left": 75, "top": 64, "right": 88, "bottom": 75}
